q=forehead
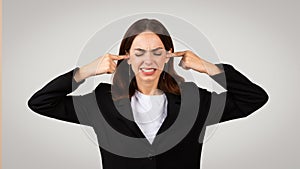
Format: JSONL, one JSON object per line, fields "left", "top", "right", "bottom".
{"left": 131, "top": 32, "right": 164, "bottom": 49}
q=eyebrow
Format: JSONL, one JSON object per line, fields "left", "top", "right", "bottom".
{"left": 134, "top": 47, "right": 164, "bottom": 52}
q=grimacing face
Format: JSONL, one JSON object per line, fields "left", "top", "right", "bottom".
{"left": 127, "top": 31, "right": 171, "bottom": 83}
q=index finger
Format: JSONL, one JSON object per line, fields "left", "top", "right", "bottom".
{"left": 167, "top": 51, "right": 186, "bottom": 58}
{"left": 110, "top": 54, "right": 129, "bottom": 60}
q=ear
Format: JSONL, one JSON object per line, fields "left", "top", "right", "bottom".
{"left": 127, "top": 58, "right": 131, "bottom": 65}
{"left": 166, "top": 48, "right": 172, "bottom": 63}
{"left": 126, "top": 51, "right": 131, "bottom": 65}
{"left": 165, "top": 57, "right": 170, "bottom": 64}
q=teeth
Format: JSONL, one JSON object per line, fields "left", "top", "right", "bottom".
{"left": 141, "top": 68, "right": 155, "bottom": 72}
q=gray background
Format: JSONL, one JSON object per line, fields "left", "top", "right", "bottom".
{"left": 3, "top": 0, "right": 299, "bottom": 168}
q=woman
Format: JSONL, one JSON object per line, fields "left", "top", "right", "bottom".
{"left": 28, "top": 18, "right": 268, "bottom": 169}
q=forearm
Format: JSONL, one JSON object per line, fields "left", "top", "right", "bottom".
{"left": 28, "top": 68, "right": 84, "bottom": 123}
{"left": 200, "top": 63, "right": 269, "bottom": 125}
{"left": 74, "top": 65, "right": 92, "bottom": 83}
{"left": 28, "top": 68, "right": 83, "bottom": 113}
{"left": 210, "top": 63, "right": 269, "bottom": 114}
{"left": 202, "top": 61, "right": 224, "bottom": 76}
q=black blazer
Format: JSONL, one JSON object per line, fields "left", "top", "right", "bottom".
{"left": 28, "top": 63, "right": 268, "bottom": 169}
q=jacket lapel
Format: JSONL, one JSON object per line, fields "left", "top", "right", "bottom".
{"left": 114, "top": 98, "right": 146, "bottom": 138}
{"left": 96, "top": 83, "right": 182, "bottom": 145}
{"left": 114, "top": 91, "right": 182, "bottom": 145}
{"left": 155, "top": 92, "right": 181, "bottom": 136}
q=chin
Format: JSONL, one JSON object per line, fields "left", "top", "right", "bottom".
{"left": 138, "top": 76, "right": 158, "bottom": 82}
{"left": 136, "top": 73, "right": 160, "bottom": 83}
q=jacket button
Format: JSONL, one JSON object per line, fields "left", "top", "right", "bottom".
{"left": 148, "top": 153, "right": 153, "bottom": 160}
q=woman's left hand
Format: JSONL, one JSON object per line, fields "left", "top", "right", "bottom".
{"left": 167, "top": 50, "right": 223, "bottom": 76}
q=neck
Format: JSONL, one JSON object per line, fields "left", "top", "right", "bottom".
{"left": 136, "top": 78, "right": 161, "bottom": 95}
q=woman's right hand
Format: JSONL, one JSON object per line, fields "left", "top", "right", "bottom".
{"left": 74, "top": 53, "right": 129, "bottom": 82}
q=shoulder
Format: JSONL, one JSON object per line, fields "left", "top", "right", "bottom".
{"left": 178, "top": 81, "right": 209, "bottom": 99}
{"left": 93, "top": 83, "right": 114, "bottom": 101}
{"left": 179, "top": 81, "right": 200, "bottom": 92}
{"left": 179, "top": 81, "right": 197, "bottom": 88}
{"left": 180, "top": 81, "right": 213, "bottom": 100}
{"left": 95, "top": 82, "right": 112, "bottom": 92}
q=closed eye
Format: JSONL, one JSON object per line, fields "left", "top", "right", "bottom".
{"left": 134, "top": 51, "right": 163, "bottom": 57}
{"left": 135, "top": 53, "right": 144, "bottom": 57}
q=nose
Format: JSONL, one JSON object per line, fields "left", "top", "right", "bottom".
{"left": 144, "top": 59, "right": 154, "bottom": 66}
{"left": 143, "top": 52, "right": 155, "bottom": 65}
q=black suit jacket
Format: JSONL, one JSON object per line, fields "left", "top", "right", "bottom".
{"left": 28, "top": 63, "right": 268, "bottom": 169}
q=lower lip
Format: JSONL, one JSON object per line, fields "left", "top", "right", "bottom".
{"left": 140, "top": 69, "right": 156, "bottom": 76}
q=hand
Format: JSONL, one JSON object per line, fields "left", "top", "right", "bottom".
{"left": 166, "top": 50, "right": 223, "bottom": 76}
{"left": 74, "top": 53, "right": 129, "bottom": 82}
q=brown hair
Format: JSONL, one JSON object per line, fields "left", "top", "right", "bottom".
{"left": 112, "top": 18, "right": 185, "bottom": 100}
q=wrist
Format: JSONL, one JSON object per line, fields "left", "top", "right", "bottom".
{"left": 74, "top": 66, "right": 89, "bottom": 82}
{"left": 204, "top": 61, "right": 223, "bottom": 76}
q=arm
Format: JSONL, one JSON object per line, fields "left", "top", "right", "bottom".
{"left": 168, "top": 50, "right": 268, "bottom": 124}
{"left": 28, "top": 68, "right": 86, "bottom": 124}
{"left": 28, "top": 53, "right": 128, "bottom": 125}
{"left": 200, "top": 63, "right": 269, "bottom": 125}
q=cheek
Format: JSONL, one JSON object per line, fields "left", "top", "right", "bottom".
{"left": 130, "top": 59, "right": 142, "bottom": 71}
{"left": 129, "top": 57, "right": 166, "bottom": 71}
{"left": 157, "top": 59, "right": 167, "bottom": 70}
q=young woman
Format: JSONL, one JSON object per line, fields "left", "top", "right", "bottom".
{"left": 28, "top": 18, "right": 269, "bottom": 169}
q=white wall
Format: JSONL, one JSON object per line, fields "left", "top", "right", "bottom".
{"left": 3, "top": 0, "right": 299, "bottom": 168}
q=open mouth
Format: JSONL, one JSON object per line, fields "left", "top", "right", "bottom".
{"left": 140, "top": 68, "right": 156, "bottom": 72}
{"left": 139, "top": 68, "right": 157, "bottom": 75}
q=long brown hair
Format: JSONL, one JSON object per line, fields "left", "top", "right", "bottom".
{"left": 112, "top": 18, "right": 185, "bottom": 100}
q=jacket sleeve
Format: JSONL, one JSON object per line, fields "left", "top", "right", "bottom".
{"left": 27, "top": 68, "right": 88, "bottom": 125}
{"left": 199, "top": 63, "right": 269, "bottom": 125}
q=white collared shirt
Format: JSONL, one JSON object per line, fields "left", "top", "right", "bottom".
{"left": 131, "top": 90, "right": 168, "bottom": 144}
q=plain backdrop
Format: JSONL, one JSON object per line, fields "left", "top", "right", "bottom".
{"left": 3, "top": 0, "right": 300, "bottom": 169}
